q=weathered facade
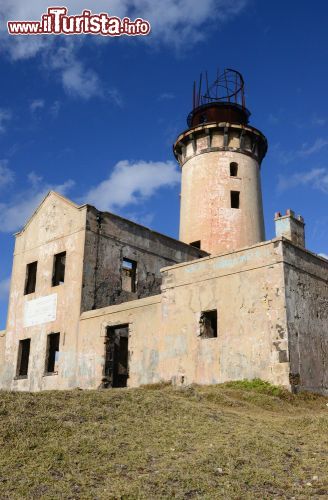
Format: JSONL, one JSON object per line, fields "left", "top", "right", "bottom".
{"left": 0, "top": 68, "right": 327, "bottom": 394}
{"left": 0, "top": 193, "right": 205, "bottom": 391}
{"left": 175, "top": 125, "right": 266, "bottom": 255}
{"left": 82, "top": 205, "right": 206, "bottom": 311}
{"left": 78, "top": 236, "right": 328, "bottom": 393}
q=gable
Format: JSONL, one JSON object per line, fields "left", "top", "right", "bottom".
{"left": 15, "top": 192, "right": 86, "bottom": 252}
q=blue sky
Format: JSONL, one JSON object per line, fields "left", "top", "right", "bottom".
{"left": 0, "top": 0, "right": 328, "bottom": 328}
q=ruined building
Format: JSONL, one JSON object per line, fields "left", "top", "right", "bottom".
{"left": 0, "top": 69, "right": 327, "bottom": 394}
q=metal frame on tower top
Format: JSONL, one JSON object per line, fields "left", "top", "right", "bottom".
{"left": 193, "top": 68, "right": 246, "bottom": 110}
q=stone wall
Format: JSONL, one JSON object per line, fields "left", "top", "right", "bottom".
{"left": 176, "top": 122, "right": 266, "bottom": 254}
{"left": 283, "top": 241, "right": 328, "bottom": 395}
{"left": 78, "top": 239, "right": 290, "bottom": 389}
{"left": 81, "top": 206, "right": 207, "bottom": 312}
{"left": 0, "top": 192, "right": 207, "bottom": 392}
{"left": 2, "top": 188, "right": 327, "bottom": 395}
{"left": 0, "top": 193, "right": 87, "bottom": 391}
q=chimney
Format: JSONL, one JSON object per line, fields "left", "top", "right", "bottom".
{"left": 274, "top": 209, "right": 305, "bottom": 248}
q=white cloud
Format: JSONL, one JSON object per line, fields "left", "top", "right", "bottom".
{"left": 50, "top": 100, "right": 61, "bottom": 117}
{"left": 47, "top": 45, "right": 120, "bottom": 101}
{"left": 62, "top": 60, "right": 101, "bottom": 99}
{"left": 1, "top": 35, "right": 48, "bottom": 61}
{"left": 124, "top": 211, "right": 155, "bottom": 227}
{"left": 318, "top": 253, "right": 328, "bottom": 260}
{"left": 0, "top": 157, "right": 180, "bottom": 232}
{"left": 27, "top": 171, "right": 43, "bottom": 187}
{"left": 43, "top": 42, "right": 102, "bottom": 100}
{"left": 84, "top": 159, "right": 180, "bottom": 211}
{"left": 107, "top": 89, "right": 123, "bottom": 107}
{"left": 0, "top": 109, "right": 11, "bottom": 133}
{"left": 278, "top": 167, "right": 328, "bottom": 194}
{"left": 158, "top": 92, "right": 175, "bottom": 101}
{"left": 274, "top": 138, "right": 328, "bottom": 165}
{"left": 272, "top": 144, "right": 297, "bottom": 165}
{"left": 138, "top": 0, "right": 247, "bottom": 48}
{"left": 0, "top": 172, "right": 74, "bottom": 233}
{"left": 30, "top": 99, "right": 45, "bottom": 112}
{"left": 0, "top": 1, "right": 247, "bottom": 96}
{"left": 311, "top": 115, "right": 327, "bottom": 127}
{"left": 299, "top": 138, "right": 328, "bottom": 157}
{"left": 0, "top": 277, "right": 10, "bottom": 300}
{"left": 0, "top": 160, "right": 14, "bottom": 188}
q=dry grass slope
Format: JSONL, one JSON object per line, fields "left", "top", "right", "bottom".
{"left": 0, "top": 380, "right": 327, "bottom": 499}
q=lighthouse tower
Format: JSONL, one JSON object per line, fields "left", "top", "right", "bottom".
{"left": 174, "top": 69, "right": 267, "bottom": 255}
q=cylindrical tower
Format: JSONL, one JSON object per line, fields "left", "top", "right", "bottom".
{"left": 174, "top": 68, "right": 267, "bottom": 255}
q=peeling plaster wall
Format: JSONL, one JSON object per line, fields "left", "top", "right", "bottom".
{"left": 0, "top": 194, "right": 87, "bottom": 391}
{"left": 283, "top": 242, "right": 328, "bottom": 395}
{"left": 0, "top": 195, "right": 206, "bottom": 392}
{"left": 81, "top": 207, "right": 207, "bottom": 312}
{"left": 78, "top": 240, "right": 290, "bottom": 389}
{"left": 275, "top": 216, "right": 305, "bottom": 248}
{"left": 179, "top": 144, "right": 265, "bottom": 255}
{"left": 3, "top": 192, "right": 327, "bottom": 395}
{"left": 79, "top": 296, "right": 162, "bottom": 389}
{"left": 159, "top": 239, "right": 289, "bottom": 387}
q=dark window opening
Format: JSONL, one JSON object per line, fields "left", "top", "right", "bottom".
{"left": 16, "top": 339, "right": 31, "bottom": 377}
{"left": 231, "top": 191, "right": 240, "bottom": 209}
{"left": 190, "top": 240, "right": 201, "bottom": 249}
{"left": 199, "top": 310, "right": 217, "bottom": 338}
{"left": 24, "top": 261, "right": 37, "bottom": 295}
{"left": 45, "top": 332, "right": 60, "bottom": 374}
{"left": 103, "top": 325, "right": 129, "bottom": 388}
{"left": 52, "top": 252, "right": 66, "bottom": 286}
{"left": 279, "top": 350, "right": 289, "bottom": 363}
{"left": 122, "top": 258, "right": 137, "bottom": 293}
{"left": 230, "top": 162, "right": 238, "bottom": 177}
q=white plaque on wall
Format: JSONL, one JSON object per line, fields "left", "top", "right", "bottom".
{"left": 24, "top": 294, "right": 57, "bottom": 328}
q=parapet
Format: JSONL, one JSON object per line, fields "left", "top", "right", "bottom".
{"left": 274, "top": 209, "right": 305, "bottom": 248}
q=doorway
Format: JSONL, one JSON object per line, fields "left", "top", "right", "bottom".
{"left": 103, "top": 324, "right": 129, "bottom": 388}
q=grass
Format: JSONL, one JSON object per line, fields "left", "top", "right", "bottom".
{"left": 0, "top": 381, "right": 327, "bottom": 499}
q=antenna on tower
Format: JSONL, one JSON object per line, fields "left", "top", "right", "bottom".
{"left": 193, "top": 80, "right": 196, "bottom": 109}
{"left": 197, "top": 73, "right": 203, "bottom": 107}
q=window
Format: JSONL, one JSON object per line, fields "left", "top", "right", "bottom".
{"left": 24, "top": 261, "right": 37, "bottom": 295}
{"left": 190, "top": 240, "right": 201, "bottom": 249}
{"left": 52, "top": 252, "right": 66, "bottom": 286}
{"left": 45, "top": 332, "right": 60, "bottom": 374}
{"left": 243, "top": 135, "right": 252, "bottom": 151}
{"left": 122, "top": 258, "right": 137, "bottom": 293}
{"left": 199, "top": 310, "right": 217, "bottom": 338}
{"left": 231, "top": 191, "right": 240, "bottom": 209}
{"left": 16, "top": 339, "right": 31, "bottom": 377}
{"left": 230, "top": 162, "right": 238, "bottom": 177}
